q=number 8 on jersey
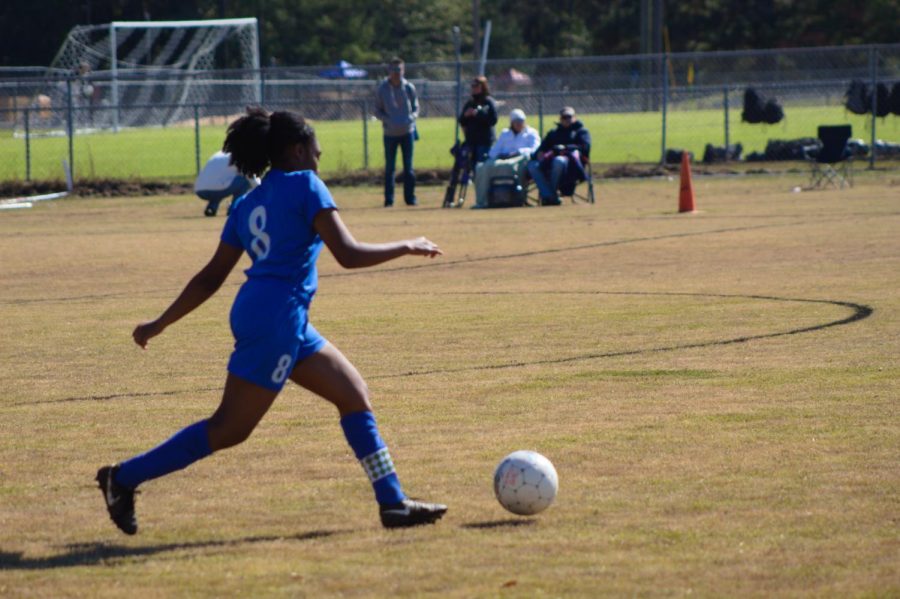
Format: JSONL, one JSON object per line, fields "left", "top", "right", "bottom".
{"left": 248, "top": 205, "right": 271, "bottom": 260}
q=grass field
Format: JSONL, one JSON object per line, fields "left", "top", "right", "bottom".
{"left": 2, "top": 105, "right": 899, "bottom": 181}
{"left": 0, "top": 173, "right": 898, "bottom": 596}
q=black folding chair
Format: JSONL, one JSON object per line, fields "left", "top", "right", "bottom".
{"left": 806, "top": 125, "right": 853, "bottom": 189}
{"left": 523, "top": 149, "right": 596, "bottom": 206}
{"left": 570, "top": 156, "right": 596, "bottom": 204}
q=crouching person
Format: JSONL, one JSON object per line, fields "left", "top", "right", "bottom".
{"left": 195, "top": 150, "right": 259, "bottom": 217}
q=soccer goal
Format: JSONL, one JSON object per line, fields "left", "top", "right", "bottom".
{"left": 32, "top": 18, "right": 260, "bottom": 134}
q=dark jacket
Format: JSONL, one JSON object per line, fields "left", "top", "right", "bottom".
{"left": 458, "top": 94, "right": 498, "bottom": 147}
{"left": 536, "top": 120, "right": 592, "bottom": 159}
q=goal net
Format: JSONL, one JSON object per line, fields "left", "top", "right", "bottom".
{"left": 33, "top": 18, "right": 259, "bottom": 133}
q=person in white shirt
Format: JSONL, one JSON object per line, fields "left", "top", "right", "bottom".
{"left": 473, "top": 109, "right": 540, "bottom": 208}
{"left": 194, "top": 151, "right": 260, "bottom": 217}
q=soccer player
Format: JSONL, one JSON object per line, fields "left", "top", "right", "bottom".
{"left": 97, "top": 108, "right": 447, "bottom": 534}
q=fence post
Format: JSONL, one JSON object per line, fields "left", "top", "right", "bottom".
{"left": 194, "top": 104, "right": 201, "bottom": 175}
{"left": 723, "top": 87, "right": 730, "bottom": 161}
{"left": 453, "top": 26, "right": 462, "bottom": 146}
{"left": 259, "top": 68, "right": 266, "bottom": 107}
{"left": 24, "top": 108, "right": 31, "bottom": 182}
{"left": 454, "top": 70, "right": 462, "bottom": 142}
{"left": 660, "top": 53, "right": 668, "bottom": 166}
{"left": 362, "top": 100, "right": 369, "bottom": 170}
{"left": 869, "top": 46, "right": 877, "bottom": 169}
{"left": 110, "top": 23, "right": 120, "bottom": 132}
{"left": 538, "top": 93, "right": 544, "bottom": 137}
{"left": 66, "top": 78, "right": 75, "bottom": 181}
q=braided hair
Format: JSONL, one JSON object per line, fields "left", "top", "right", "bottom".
{"left": 223, "top": 107, "right": 316, "bottom": 178}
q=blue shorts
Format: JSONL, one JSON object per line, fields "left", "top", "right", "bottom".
{"left": 227, "top": 281, "right": 327, "bottom": 391}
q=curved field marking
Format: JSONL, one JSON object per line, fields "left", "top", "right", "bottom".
{"left": 363, "top": 291, "right": 873, "bottom": 379}
{"left": 10, "top": 291, "right": 871, "bottom": 406}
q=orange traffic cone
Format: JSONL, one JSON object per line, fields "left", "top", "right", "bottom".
{"left": 678, "top": 151, "right": 696, "bottom": 213}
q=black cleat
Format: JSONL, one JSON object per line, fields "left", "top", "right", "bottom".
{"left": 96, "top": 465, "right": 138, "bottom": 535}
{"left": 379, "top": 498, "right": 448, "bottom": 529}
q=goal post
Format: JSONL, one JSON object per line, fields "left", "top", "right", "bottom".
{"left": 106, "top": 18, "right": 260, "bottom": 131}
{"left": 40, "top": 17, "right": 260, "bottom": 133}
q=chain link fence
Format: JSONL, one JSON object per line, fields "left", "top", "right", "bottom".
{"left": 2, "top": 44, "right": 899, "bottom": 183}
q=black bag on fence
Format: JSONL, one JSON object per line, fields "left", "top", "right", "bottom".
{"left": 845, "top": 80, "right": 870, "bottom": 115}
{"left": 874, "top": 82, "right": 891, "bottom": 117}
{"left": 742, "top": 88, "right": 766, "bottom": 123}
{"left": 743, "top": 88, "right": 784, "bottom": 124}
{"left": 763, "top": 99, "right": 784, "bottom": 124}
{"left": 890, "top": 82, "right": 900, "bottom": 116}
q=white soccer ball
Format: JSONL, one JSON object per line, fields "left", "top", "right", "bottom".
{"left": 494, "top": 450, "right": 558, "bottom": 516}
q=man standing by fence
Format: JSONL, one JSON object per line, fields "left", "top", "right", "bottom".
{"left": 374, "top": 57, "right": 419, "bottom": 207}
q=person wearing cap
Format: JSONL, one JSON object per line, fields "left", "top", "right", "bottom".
{"left": 472, "top": 109, "right": 540, "bottom": 208}
{"left": 374, "top": 57, "right": 419, "bottom": 207}
{"left": 527, "top": 106, "right": 592, "bottom": 205}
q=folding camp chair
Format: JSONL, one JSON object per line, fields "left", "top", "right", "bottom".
{"left": 570, "top": 157, "right": 596, "bottom": 204}
{"left": 806, "top": 125, "right": 853, "bottom": 189}
{"left": 524, "top": 149, "right": 596, "bottom": 206}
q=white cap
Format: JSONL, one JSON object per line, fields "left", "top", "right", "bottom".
{"left": 509, "top": 108, "right": 526, "bottom": 122}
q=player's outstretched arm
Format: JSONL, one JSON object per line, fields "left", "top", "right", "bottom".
{"left": 314, "top": 209, "right": 441, "bottom": 269}
{"left": 133, "top": 241, "right": 243, "bottom": 349}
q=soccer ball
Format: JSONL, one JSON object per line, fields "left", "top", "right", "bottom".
{"left": 493, "top": 450, "right": 558, "bottom": 515}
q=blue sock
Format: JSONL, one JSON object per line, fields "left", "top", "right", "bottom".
{"left": 114, "top": 420, "right": 212, "bottom": 489}
{"left": 340, "top": 411, "right": 406, "bottom": 505}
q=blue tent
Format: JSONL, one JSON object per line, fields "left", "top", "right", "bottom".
{"left": 318, "top": 60, "right": 368, "bottom": 79}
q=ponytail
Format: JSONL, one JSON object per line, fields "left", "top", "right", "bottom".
{"left": 224, "top": 107, "right": 271, "bottom": 178}
{"left": 224, "top": 107, "right": 317, "bottom": 178}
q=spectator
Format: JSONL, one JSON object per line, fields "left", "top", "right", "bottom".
{"left": 374, "top": 57, "right": 419, "bottom": 207}
{"left": 458, "top": 75, "right": 499, "bottom": 166}
{"left": 527, "top": 106, "right": 592, "bottom": 205}
{"left": 194, "top": 150, "right": 259, "bottom": 217}
{"left": 472, "top": 109, "right": 540, "bottom": 208}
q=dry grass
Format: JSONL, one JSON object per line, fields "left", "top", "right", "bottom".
{"left": 1, "top": 172, "right": 898, "bottom": 597}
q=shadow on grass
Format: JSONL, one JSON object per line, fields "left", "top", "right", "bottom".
{"left": 461, "top": 519, "right": 535, "bottom": 530}
{"left": 0, "top": 529, "right": 338, "bottom": 571}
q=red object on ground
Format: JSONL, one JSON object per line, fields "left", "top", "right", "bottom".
{"left": 679, "top": 152, "right": 696, "bottom": 213}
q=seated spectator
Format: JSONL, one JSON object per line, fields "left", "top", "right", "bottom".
{"left": 527, "top": 106, "right": 592, "bottom": 205}
{"left": 194, "top": 150, "right": 259, "bottom": 217}
{"left": 472, "top": 109, "right": 540, "bottom": 208}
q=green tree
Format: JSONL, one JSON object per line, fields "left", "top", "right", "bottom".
{"left": 2, "top": 0, "right": 899, "bottom": 68}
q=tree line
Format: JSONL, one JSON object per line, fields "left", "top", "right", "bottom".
{"left": 2, "top": 0, "right": 898, "bottom": 68}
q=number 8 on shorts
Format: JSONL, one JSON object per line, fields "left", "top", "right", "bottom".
{"left": 271, "top": 354, "right": 292, "bottom": 384}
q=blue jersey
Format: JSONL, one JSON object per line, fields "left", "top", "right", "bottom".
{"left": 221, "top": 169, "right": 337, "bottom": 302}
{"left": 220, "top": 169, "right": 336, "bottom": 391}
